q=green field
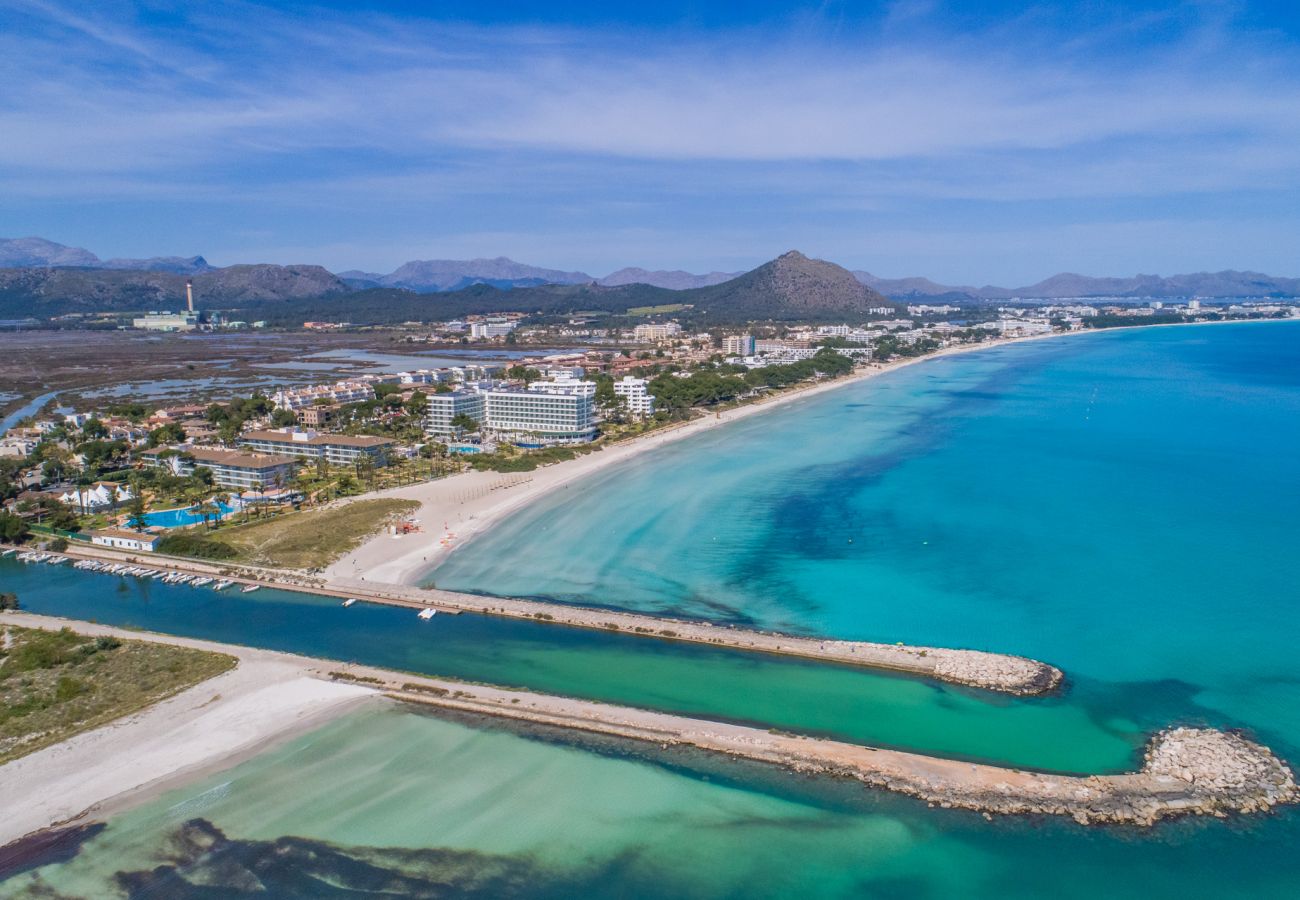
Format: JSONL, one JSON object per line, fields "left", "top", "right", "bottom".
{"left": 201, "top": 498, "right": 420, "bottom": 570}
{"left": 626, "top": 303, "right": 690, "bottom": 316}
{"left": 0, "top": 625, "right": 235, "bottom": 763}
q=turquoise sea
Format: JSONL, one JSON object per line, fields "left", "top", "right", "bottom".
{"left": 4, "top": 321, "right": 1300, "bottom": 898}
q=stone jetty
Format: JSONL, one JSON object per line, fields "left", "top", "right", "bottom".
{"left": 2, "top": 614, "right": 1290, "bottom": 829}
{"left": 34, "top": 543, "right": 1065, "bottom": 696}
{"left": 369, "top": 673, "right": 1294, "bottom": 827}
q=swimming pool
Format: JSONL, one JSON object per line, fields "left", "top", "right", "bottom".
{"left": 142, "top": 502, "right": 236, "bottom": 528}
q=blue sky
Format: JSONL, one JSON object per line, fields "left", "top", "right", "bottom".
{"left": 1, "top": 0, "right": 1298, "bottom": 283}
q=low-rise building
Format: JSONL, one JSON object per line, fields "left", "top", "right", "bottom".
{"left": 0, "top": 433, "right": 40, "bottom": 458}
{"left": 132, "top": 312, "right": 198, "bottom": 332}
{"left": 271, "top": 380, "right": 376, "bottom": 411}
{"left": 143, "top": 446, "right": 299, "bottom": 490}
{"left": 90, "top": 529, "right": 160, "bottom": 552}
{"left": 237, "top": 429, "right": 394, "bottom": 467}
{"left": 57, "top": 481, "right": 133, "bottom": 511}
{"left": 296, "top": 403, "right": 339, "bottom": 428}
{"left": 633, "top": 322, "right": 682, "bottom": 342}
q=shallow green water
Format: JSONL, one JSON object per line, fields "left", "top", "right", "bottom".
{"left": 5, "top": 703, "right": 1297, "bottom": 899}
{"left": 0, "top": 557, "right": 1137, "bottom": 773}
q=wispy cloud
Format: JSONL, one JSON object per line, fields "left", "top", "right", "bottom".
{"left": 0, "top": 0, "right": 1297, "bottom": 279}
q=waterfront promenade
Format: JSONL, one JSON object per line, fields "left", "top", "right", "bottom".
{"left": 1, "top": 613, "right": 1293, "bottom": 845}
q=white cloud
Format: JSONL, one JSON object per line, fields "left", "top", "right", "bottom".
{"left": 2, "top": 1, "right": 1298, "bottom": 280}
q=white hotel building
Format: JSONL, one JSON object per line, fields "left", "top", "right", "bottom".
{"left": 424, "top": 376, "right": 597, "bottom": 444}
{"left": 632, "top": 322, "right": 682, "bottom": 342}
{"left": 424, "top": 390, "right": 487, "bottom": 437}
{"left": 613, "top": 376, "right": 655, "bottom": 417}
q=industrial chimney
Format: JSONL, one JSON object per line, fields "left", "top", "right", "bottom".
{"left": 186, "top": 280, "right": 194, "bottom": 313}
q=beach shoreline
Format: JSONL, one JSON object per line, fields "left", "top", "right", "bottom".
{"left": 328, "top": 328, "right": 1077, "bottom": 589}
{"left": 337, "top": 319, "right": 1284, "bottom": 589}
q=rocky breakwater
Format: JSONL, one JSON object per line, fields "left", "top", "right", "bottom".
{"left": 412, "top": 582, "right": 1066, "bottom": 696}
{"left": 342, "top": 665, "right": 1292, "bottom": 828}
{"left": 1134, "top": 727, "right": 1298, "bottom": 818}
{"left": 927, "top": 647, "right": 1064, "bottom": 695}
{"left": 788, "top": 726, "right": 1296, "bottom": 827}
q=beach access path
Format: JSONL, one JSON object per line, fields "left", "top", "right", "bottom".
{"left": 1, "top": 614, "right": 1293, "bottom": 834}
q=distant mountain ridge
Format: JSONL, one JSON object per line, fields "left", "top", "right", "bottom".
{"left": 0, "top": 264, "right": 347, "bottom": 312}
{"left": 347, "top": 257, "right": 593, "bottom": 293}
{"left": 0, "top": 236, "right": 212, "bottom": 274}
{"left": 853, "top": 269, "right": 1300, "bottom": 300}
{"left": 598, "top": 267, "right": 741, "bottom": 290}
{"left": 3, "top": 237, "right": 1298, "bottom": 320}
{"left": 10, "top": 235, "right": 1297, "bottom": 299}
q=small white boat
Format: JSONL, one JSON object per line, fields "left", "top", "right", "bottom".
{"left": 417, "top": 607, "right": 436, "bottom": 620}
{"left": 241, "top": 584, "right": 260, "bottom": 593}
{"left": 342, "top": 598, "right": 358, "bottom": 607}
{"left": 214, "top": 580, "right": 233, "bottom": 591}
{"left": 191, "top": 577, "right": 212, "bottom": 587}
{"left": 1, "top": 548, "right": 14, "bottom": 557}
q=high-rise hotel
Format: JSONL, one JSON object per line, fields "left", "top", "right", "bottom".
{"left": 425, "top": 376, "right": 597, "bottom": 444}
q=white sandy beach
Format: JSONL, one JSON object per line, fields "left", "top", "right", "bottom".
{"left": 0, "top": 615, "right": 376, "bottom": 848}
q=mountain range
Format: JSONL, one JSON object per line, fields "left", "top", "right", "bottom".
{"left": 852, "top": 269, "right": 1300, "bottom": 301}
{"left": 0, "top": 236, "right": 213, "bottom": 275}
{"left": 2, "top": 236, "right": 1297, "bottom": 321}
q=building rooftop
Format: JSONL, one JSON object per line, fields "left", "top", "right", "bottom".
{"left": 240, "top": 429, "right": 394, "bottom": 448}
{"left": 146, "top": 444, "right": 297, "bottom": 470}
{"left": 91, "top": 528, "right": 158, "bottom": 542}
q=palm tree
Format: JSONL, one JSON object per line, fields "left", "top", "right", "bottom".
{"left": 126, "top": 476, "right": 147, "bottom": 531}
{"left": 74, "top": 475, "right": 92, "bottom": 516}
{"left": 213, "top": 492, "right": 231, "bottom": 528}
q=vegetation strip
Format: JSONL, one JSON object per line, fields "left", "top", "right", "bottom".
{"left": 0, "top": 624, "right": 235, "bottom": 764}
